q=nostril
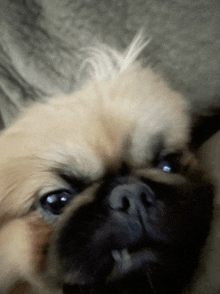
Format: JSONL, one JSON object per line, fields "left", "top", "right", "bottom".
{"left": 121, "top": 196, "right": 130, "bottom": 211}
{"left": 140, "top": 191, "right": 154, "bottom": 208}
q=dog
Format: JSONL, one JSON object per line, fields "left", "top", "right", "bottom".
{"left": 0, "top": 33, "right": 216, "bottom": 294}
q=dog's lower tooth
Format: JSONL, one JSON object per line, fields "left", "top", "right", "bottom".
{"left": 112, "top": 249, "right": 130, "bottom": 262}
{"left": 112, "top": 250, "right": 122, "bottom": 261}
{"left": 121, "top": 249, "right": 131, "bottom": 261}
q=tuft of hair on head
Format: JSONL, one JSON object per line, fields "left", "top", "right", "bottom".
{"left": 80, "top": 29, "right": 151, "bottom": 81}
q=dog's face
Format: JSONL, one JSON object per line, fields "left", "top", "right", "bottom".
{"left": 0, "top": 56, "right": 214, "bottom": 294}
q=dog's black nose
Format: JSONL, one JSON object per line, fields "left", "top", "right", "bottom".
{"left": 108, "top": 183, "right": 155, "bottom": 214}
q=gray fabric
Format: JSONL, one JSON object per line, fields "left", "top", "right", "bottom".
{"left": 0, "top": 0, "right": 219, "bottom": 125}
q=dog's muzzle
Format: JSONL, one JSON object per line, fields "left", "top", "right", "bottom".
{"left": 47, "top": 175, "right": 212, "bottom": 294}
{"left": 52, "top": 178, "right": 168, "bottom": 292}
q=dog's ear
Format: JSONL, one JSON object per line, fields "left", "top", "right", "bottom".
{"left": 190, "top": 112, "right": 220, "bottom": 150}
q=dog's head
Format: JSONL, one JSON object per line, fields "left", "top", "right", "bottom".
{"left": 0, "top": 35, "right": 214, "bottom": 294}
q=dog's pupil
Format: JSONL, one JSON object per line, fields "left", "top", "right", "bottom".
{"left": 41, "top": 190, "right": 73, "bottom": 215}
{"left": 158, "top": 161, "right": 171, "bottom": 172}
{"left": 156, "top": 154, "right": 180, "bottom": 173}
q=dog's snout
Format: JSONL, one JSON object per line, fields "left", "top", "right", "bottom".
{"left": 109, "top": 183, "right": 154, "bottom": 214}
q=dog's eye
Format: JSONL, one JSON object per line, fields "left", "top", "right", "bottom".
{"left": 40, "top": 189, "right": 74, "bottom": 215}
{"left": 155, "top": 154, "right": 180, "bottom": 173}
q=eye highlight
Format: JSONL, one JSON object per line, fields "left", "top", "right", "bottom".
{"left": 157, "top": 161, "right": 172, "bottom": 173}
{"left": 40, "top": 189, "right": 75, "bottom": 215}
{"left": 155, "top": 154, "right": 181, "bottom": 174}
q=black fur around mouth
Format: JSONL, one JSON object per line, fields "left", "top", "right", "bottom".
{"left": 62, "top": 248, "right": 159, "bottom": 294}
{"left": 63, "top": 276, "right": 155, "bottom": 294}
{"left": 53, "top": 175, "right": 213, "bottom": 294}
{"left": 63, "top": 274, "right": 156, "bottom": 294}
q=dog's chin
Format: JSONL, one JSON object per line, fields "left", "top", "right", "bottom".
{"left": 62, "top": 248, "right": 160, "bottom": 291}
{"left": 61, "top": 246, "right": 193, "bottom": 294}
{"left": 63, "top": 249, "right": 159, "bottom": 294}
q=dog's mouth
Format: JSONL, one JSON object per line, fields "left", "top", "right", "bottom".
{"left": 62, "top": 247, "right": 160, "bottom": 294}
{"left": 57, "top": 198, "right": 165, "bottom": 294}
{"left": 108, "top": 248, "right": 158, "bottom": 281}
{"left": 106, "top": 248, "right": 160, "bottom": 294}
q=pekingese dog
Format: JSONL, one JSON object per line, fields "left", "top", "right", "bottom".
{"left": 0, "top": 33, "right": 216, "bottom": 294}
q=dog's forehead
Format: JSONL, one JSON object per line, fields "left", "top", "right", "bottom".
{"left": 0, "top": 64, "right": 190, "bottom": 216}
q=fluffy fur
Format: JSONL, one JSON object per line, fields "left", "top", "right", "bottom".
{"left": 0, "top": 33, "right": 217, "bottom": 294}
